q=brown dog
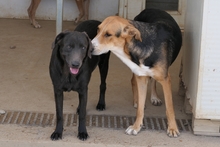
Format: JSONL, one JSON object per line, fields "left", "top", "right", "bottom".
{"left": 27, "top": 0, "right": 41, "bottom": 28}
{"left": 27, "top": 0, "right": 90, "bottom": 28}
{"left": 92, "top": 9, "right": 182, "bottom": 137}
{"left": 75, "top": 0, "right": 90, "bottom": 23}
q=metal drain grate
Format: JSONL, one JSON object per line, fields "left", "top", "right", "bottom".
{"left": 0, "top": 111, "right": 192, "bottom": 131}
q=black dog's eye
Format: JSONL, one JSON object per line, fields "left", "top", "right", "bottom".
{"left": 82, "top": 46, "right": 86, "bottom": 50}
{"left": 67, "top": 45, "right": 72, "bottom": 50}
{"left": 104, "top": 32, "right": 112, "bottom": 37}
{"left": 66, "top": 45, "right": 74, "bottom": 52}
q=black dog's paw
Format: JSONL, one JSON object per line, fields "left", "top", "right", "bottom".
{"left": 50, "top": 132, "right": 62, "bottom": 141}
{"left": 77, "top": 132, "right": 89, "bottom": 141}
{"left": 96, "top": 103, "right": 105, "bottom": 111}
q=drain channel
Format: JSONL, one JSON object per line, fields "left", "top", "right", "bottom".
{"left": 0, "top": 110, "right": 192, "bottom": 131}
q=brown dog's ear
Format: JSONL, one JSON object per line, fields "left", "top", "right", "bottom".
{"left": 121, "top": 25, "right": 142, "bottom": 42}
{"left": 83, "top": 32, "right": 93, "bottom": 58}
{"left": 51, "top": 31, "right": 70, "bottom": 49}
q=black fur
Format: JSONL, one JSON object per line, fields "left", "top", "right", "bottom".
{"left": 49, "top": 20, "right": 110, "bottom": 141}
{"left": 129, "top": 8, "right": 182, "bottom": 69}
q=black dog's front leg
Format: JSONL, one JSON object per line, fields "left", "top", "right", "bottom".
{"left": 51, "top": 88, "right": 64, "bottom": 140}
{"left": 77, "top": 89, "right": 88, "bottom": 141}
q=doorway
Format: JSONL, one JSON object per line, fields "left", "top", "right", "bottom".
{"left": 119, "top": 0, "right": 186, "bottom": 29}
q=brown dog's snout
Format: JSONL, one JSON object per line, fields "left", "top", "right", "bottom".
{"left": 91, "top": 40, "right": 97, "bottom": 48}
{"left": 91, "top": 45, "right": 95, "bottom": 52}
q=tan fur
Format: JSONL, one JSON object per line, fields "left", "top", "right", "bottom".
{"left": 121, "top": 25, "right": 142, "bottom": 42}
{"left": 124, "top": 46, "right": 130, "bottom": 57}
{"left": 75, "top": 0, "right": 90, "bottom": 23}
{"left": 27, "top": 0, "right": 41, "bottom": 28}
{"left": 96, "top": 16, "right": 141, "bottom": 47}
{"left": 27, "top": 0, "right": 90, "bottom": 28}
{"left": 92, "top": 16, "right": 179, "bottom": 137}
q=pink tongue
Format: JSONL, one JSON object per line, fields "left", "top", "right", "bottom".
{"left": 70, "top": 67, "right": 79, "bottom": 74}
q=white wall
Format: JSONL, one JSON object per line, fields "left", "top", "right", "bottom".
{"left": 0, "top": 0, "right": 119, "bottom": 21}
{"left": 182, "top": 0, "right": 204, "bottom": 116}
{"left": 183, "top": 0, "right": 220, "bottom": 119}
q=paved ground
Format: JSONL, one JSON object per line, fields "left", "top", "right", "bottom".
{"left": 0, "top": 19, "right": 220, "bottom": 146}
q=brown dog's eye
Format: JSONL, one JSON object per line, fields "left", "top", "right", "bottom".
{"left": 104, "top": 32, "right": 111, "bottom": 37}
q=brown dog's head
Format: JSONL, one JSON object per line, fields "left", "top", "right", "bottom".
{"left": 53, "top": 31, "right": 93, "bottom": 75}
{"left": 92, "top": 16, "right": 142, "bottom": 56}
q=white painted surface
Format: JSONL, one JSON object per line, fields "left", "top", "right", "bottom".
{"left": 182, "top": 0, "right": 204, "bottom": 117}
{"left": 183, "top": 0, "right": 220, "bottom": 120}
{"left": 197, "top": 0, "right": 220, "bottom": 119}
{"left": 119, "top": 0, "right": 146, "bottom": 19}
{"left": 0, "top": 0, "right": 119, "bottom": 21}
{"left": 167, "top": 0, "right": 186, "bottom": 29}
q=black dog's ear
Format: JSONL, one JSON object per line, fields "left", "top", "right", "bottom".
{"left": 83, "top": 32, "right": 93, "bottom": 58}
{"left": 51, "top": 31, "right": 70, "bottom": 49}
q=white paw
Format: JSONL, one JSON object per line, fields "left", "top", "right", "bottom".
{"left": 34, "top": 23, "right": 41, "bottom": 28}
{"left": 125, "top": 125, "right": 141, "bottom": 135}
{"left": 167, "top": 127, "right": 180, "bottom": 138}
{"left": 151, "top": 97, "right": 162, "bottom": 106}
{"left": 0, "top": 109, "right": 5, "bottom": 114}
{"left": 32, "top": 22, "right": 41, "bottom": 28}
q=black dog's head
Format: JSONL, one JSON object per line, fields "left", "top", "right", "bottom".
{"left": 53, "top": 31, "right": 93, "bottom": 75}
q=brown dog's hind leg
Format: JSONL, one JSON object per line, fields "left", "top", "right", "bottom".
{"left": 27, "top": 0, "right": 41, "bottom": 28}
{"left": 75, "top": 0, "right": 84, "bottom": 23}
{"left": 126, "top": 75, "right": 149, "bottom": 135}
{"left": 27, "top": 0, "right": 34, "bottom": 24}
{"left": 158, "top": 73, "right": 180, "bottom": 137}
{"left": 131, "top": 74, "right": 138, "bottom": 108}
{"left": 150, "top": 78, "right": 162, "bottom": 106}
{"left": 84, "top": 0, "right": 90, "bottom": 20}
{"left": 75, "top": 0, "right": 90, "bottom": 23}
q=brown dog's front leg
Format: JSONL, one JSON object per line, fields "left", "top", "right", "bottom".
{"left": 126, "top": 75, "right": 149, "bottom": 135}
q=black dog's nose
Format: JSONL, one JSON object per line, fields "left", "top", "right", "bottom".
{"left": 71, "top": 61, "right": 80, "bottom": 68}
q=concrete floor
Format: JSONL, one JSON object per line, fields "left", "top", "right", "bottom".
{"left": 0, "top": 19, "right": 220, "bottom": 146}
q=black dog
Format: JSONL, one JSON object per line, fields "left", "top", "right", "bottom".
{"left": 49, "top": 20, "right": 110, "bottom": 141}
